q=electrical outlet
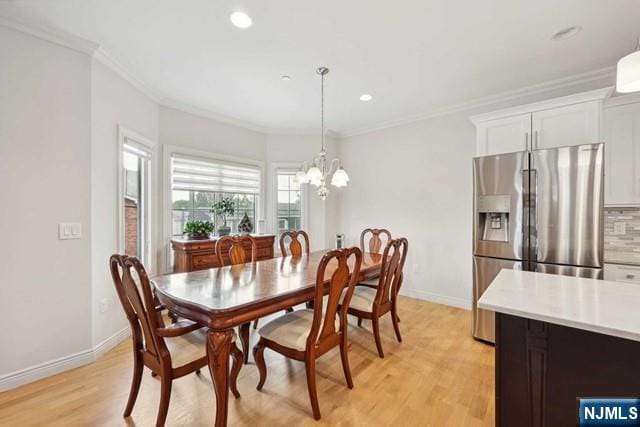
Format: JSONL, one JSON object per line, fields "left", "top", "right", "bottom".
{"left": 99, "top": 298, "right": 109, "bottom": 313}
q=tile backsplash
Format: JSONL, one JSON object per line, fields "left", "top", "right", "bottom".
{"left": 605, "top": 207, "right": 640, "bottom": 265}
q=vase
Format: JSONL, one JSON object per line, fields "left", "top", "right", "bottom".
{"left": 238, "top": 213, "right": 254, "bottom": 234}
{"left": 217, "top": 225, "right": 231, "bottom": 236}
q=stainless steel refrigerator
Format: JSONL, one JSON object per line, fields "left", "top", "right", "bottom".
{"left": 472, "top": 143, "right": 604, "bottom": 343}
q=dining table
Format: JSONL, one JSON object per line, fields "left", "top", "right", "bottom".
{"left": 152, "top": 249, "right": 384, "bottom": 427}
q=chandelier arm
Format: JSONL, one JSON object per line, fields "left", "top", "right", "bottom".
{"left": 328, "top": 158, "right": 340, "bottom": 175}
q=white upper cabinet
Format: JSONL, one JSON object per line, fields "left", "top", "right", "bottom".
{"left": 603, "top": 98, "right": 640, "bottom": 206}
{"left": 471, "top": 87, "right": 612, "bottom": 157}
{"left": 475, "top": 113, "right": 531, "bottom": 156}
{"left": 530, "top": 101, "right": 601, "bottom": 150}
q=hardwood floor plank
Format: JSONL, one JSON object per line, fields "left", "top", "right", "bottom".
{"left": 0, "top": 297, "right": 495, "bottom": 426}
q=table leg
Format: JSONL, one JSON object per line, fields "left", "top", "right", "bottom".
{"left": 239, "top": 322, "right": 250, "bottom": 364}
{"left": 206, "top": 329, "right": 233, "bottom": 427}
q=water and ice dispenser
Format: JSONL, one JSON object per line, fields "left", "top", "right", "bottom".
{"left": 477, "top": 195, "right": 511, "bottom": 243}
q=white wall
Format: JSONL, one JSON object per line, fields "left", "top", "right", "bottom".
{"left": 159, "top": 106, "right": 266, "bottom": 160}
{"left": 337, "top": 113, "right": 475, "bottom": 308}
{"left": 0, "top": 27, "right": 92, "bottom": 375}
{"left": 90, "top": 60, "right": 159, "bottom": 346}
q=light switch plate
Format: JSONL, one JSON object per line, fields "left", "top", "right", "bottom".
{"left": 59, "top": 222, "right": 82, "bottom": 240}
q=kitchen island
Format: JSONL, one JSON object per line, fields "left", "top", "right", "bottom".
{"left": 478, "top": 270, "right": 640, "bottom": 427}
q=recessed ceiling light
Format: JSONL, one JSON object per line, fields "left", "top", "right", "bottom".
{"left": 281, "top": 75, "right": 291, "bottom": 81}
{"left": 552, "top": 26, "right": 582, "bottom": 41}
{"left": 359, "top": 94, "right": 373, "bottom": 102}
{"left": 230, "top": 11, "right": 252, "bottom": 29}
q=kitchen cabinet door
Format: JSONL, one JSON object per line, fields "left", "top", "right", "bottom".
{"left": 603, "top": 102, "right": 640, "bottom": 205}
{"left": 530, "top": 101, "right": 600, "bottom": 150}
{"left": 475, "top": 113, "right": 531, "bottom": 156}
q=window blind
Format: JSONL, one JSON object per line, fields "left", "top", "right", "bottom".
{"left": 171, "top": 154, "right": 261, "bottom": 194}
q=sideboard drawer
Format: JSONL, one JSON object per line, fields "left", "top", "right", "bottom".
{"left": 192, "top": 254, "right": 216, "bottom": 269}
{"left": 172, "top": 234, "right": 276, "bottom": 273}
{"left": 256, "top": 248, "right": 272, "bottom": 259}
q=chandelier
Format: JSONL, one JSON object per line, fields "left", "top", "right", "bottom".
{"left": 294, "top": 67, "right": 349, "bottom": 200}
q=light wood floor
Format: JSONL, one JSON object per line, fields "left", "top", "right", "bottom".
{"left": 0, "top": 297, "right": 495, "bottom": 426}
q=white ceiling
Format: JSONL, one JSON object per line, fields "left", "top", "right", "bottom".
{"left": 1, "top": 0, "right": 639, "bottom": 135}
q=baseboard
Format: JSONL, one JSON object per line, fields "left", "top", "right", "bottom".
{"left": 0, "top": 327, "right": 130, "bottom": 392}
{"left": 399, "top": 288, "right": 471, "bottom": 310}
{"left": 93, "top": 327, "right": 131, "bottom": 359}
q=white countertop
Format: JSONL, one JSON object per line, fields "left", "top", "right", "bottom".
{"left": 478, "top": 269, "right": 640, "bottom": 342}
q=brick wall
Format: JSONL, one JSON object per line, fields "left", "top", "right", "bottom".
{"left": 125, "top": 202, "right": 138, "bottom": 257}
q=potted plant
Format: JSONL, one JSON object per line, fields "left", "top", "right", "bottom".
{"left": 211, "top": 197, "right": 235, "bottom": 236}
{"left": 183, "top": 220, "right": 214, "bottom": 240}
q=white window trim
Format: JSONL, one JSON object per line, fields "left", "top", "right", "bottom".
{"left": 117, "top": 125, "right": 157, "bottom": 272}
{"left": 269, "top": 162, "right": 309, "bottom": 238}
{"left": 162, "top": 144, "right": 266, "bottom": 273}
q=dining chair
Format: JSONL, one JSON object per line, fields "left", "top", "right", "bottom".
{"left": 280, "top": 230, "right": 311, "bottom": 311}
{"left": 110, "top": 254, "right": 243, "bottom": 427}
{"left": 215, "top": 234, "right": 257, "bottom": 267}
{"left": 279, "top": 229, "right": 310, "bottom": 257}
{"left": 344, "top": 238, "right": 408, "bottom": 358}
{"left": 253, "top": 247, "right": 363, "bottom": 420}
{"left": 360, "top": 228, "right": 392, "bottom": 255}
{"left": 216, "top": 235, "right": 258, "bottom": 363}
{"left": 358, "top": 228, "right": 392, "bottom": 284}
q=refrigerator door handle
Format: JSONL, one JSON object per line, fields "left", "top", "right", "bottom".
{"left": 534, "top": 130, "right": 539, "bottom": 150}
{"left": 530, "top": 169, "right": 537, "bottom": 263}
{"left": 523, "top": 168, "right": 537, "bottom": 266}
{"left": 524, "top": 132, "right": 529, "bottom": 151}
{"left": 522, "top": 168, "right": 530, "bottom": 265}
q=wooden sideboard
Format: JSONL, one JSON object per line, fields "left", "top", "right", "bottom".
{"left": 171, "top": 234, "right": 276, "bottom": 273}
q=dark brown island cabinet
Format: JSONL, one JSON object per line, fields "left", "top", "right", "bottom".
{"left": 171, "top": 234, "right": 275, "bottom": 273}
{"left": 479, "top": 270, "right": 640, "bottom": 427}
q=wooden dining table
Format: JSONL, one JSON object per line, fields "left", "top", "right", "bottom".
{"left": 152, "top": 249, "right": 384, "bottom": 427}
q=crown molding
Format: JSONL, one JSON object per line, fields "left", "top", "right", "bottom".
{"left": 469, "top": 86, "right": 614, "bottom": 124}
{"left": 263, "top": 128, "right": 341, "bottom": 139}
{"left": 0, "top": 14, "right": 98, "bottom": 55}
{"left": 93, "top": 47, "right": 162, "bottom": 103}
{"left": 160, "top": 98, "right": 270, "bottom": 134}
{"left": 604, "top": 91, "right": 640, "bottom": 108}
{"left": 340, "top": 66, "right": 616, "bottom": 138}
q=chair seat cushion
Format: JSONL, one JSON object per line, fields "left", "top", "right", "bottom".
{"left": 166, "top": 327, "right": 236, "bottom": 368}
{"left": 258, "top": 309, "right": 339, "bottom": 351}
{"left": 344, "top": 286, "right": 377, "bottom": 312}
{"left": 358, "top": 277, "right": 379, "bottom": 287}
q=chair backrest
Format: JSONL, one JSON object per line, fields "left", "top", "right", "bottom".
{"left": 360, "top": 228, "right": 392, "bottom": 254}
{"left": 110, "top": 255, "right": 169, "bottom": 364}
{"left": 306, "top": 247, "right": 362, "bottom": 352}
{"left": 374, "top": 238, "right": 409, "bottom": 306}
{"left": 216, "top": 235, "right": 257, "bottom": 266}
{"left": 279, "top": 230, "right": 310, "bottom": 257}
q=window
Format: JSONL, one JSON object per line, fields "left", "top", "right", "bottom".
{"left": 120, "top": 128, "right": 154, "bottom": 267}
{"left": 170, "top": 154, "right": 260, "bottom": 236}
{"left": 277, "top": 169, "right": 304, "bottom": 234}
